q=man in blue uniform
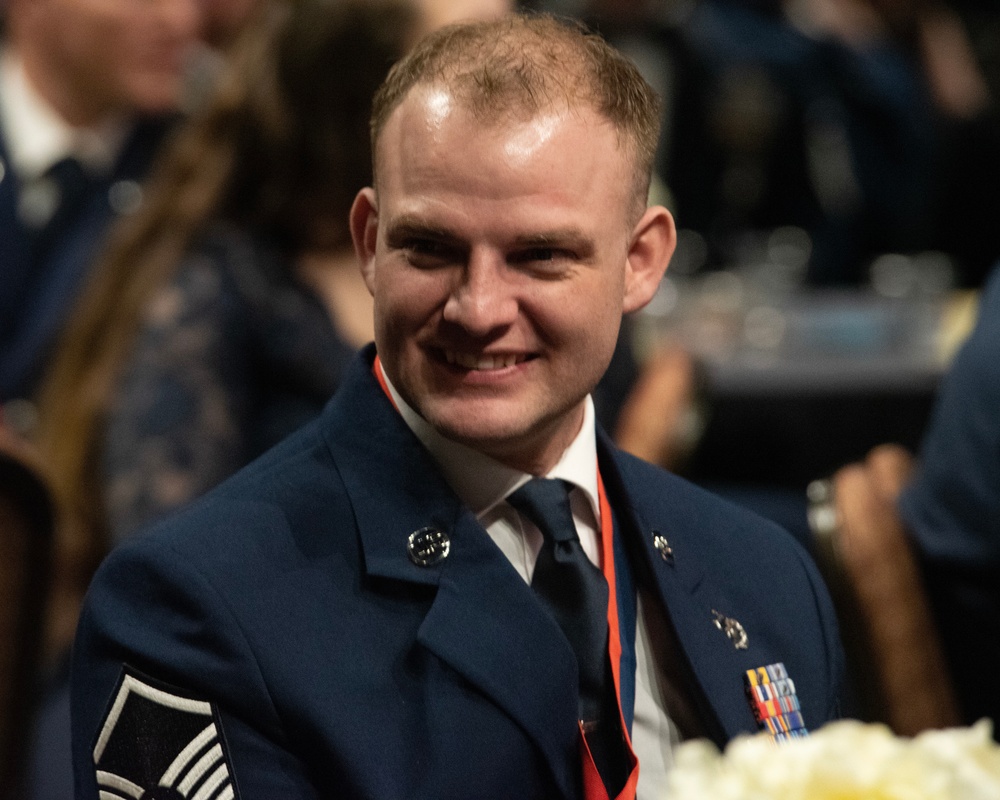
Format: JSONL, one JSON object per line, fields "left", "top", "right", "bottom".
{"left": 898, "top": 263, "right": 1000, "bottom": 733}
{"left": 71, "top": 14, "right": 844, "bottom": 800}
{"left": 0, "top": 0, "right": 200, "bottom": 403}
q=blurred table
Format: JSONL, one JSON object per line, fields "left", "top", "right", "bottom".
{"left": 634, "top": 270, "right": 979, "bottom": 489}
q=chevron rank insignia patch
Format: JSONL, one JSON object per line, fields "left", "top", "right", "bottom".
{"left": 92, "top": 667, "right": 239, "bottom": 800}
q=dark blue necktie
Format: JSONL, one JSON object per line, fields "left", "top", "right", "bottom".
{"left": 508, "top": 479, "right": 629, "bottom": 793}
{"left": 47, "top": 157, "right": 90, "bottom": 215}
{"left": 26, "top": 157, "right": 92, "bottom": 254}
{"left": 507, "top": 478, "right": 612, "bottom": 722}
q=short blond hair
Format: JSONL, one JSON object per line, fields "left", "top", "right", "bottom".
{"left": 370, "top": 12, "right": 662, "bottom": 212}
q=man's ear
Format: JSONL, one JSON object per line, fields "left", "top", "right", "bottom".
{"left": 350, "top": 187, "right": 379, "bottom": 294}
{"left": 622, "top": 205, "right": 676, "bottom": 314}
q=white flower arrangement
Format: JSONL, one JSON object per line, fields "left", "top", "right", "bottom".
{"left": 665, "top": 719, "right": 1000, "bottom": 800}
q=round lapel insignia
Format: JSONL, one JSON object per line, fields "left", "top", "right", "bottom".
{"left": 407, "top": 527, "right": 450, "bottom": 566}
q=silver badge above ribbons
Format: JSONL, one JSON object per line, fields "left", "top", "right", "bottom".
{"left": 711, "top": 608, "right": 749, "bottom": 650}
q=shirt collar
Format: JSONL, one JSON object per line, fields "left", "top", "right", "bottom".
{"left": 379, "top": 362, "right": 601, "bottom": 524}
{"left": 0, "top": 48, "right": 129, "bottom": 181}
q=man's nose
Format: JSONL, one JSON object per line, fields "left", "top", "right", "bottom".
{"left": 441, "top": 250, "right": 519, "bottom": 336}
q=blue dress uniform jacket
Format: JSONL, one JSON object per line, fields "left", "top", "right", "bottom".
{"left": 71, "top": 346, "right": 843, "bottom": 800}
{"left": 898, "top": 264, "right": 1000, "bottom": 731}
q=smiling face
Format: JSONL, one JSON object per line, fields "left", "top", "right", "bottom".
{"left": 351, "top": 85, "right": 674, "bottom": 474}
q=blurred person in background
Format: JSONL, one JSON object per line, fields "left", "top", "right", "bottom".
{"left": 672, "top": 0, "right": 1000, "bottom": 286}
{"left": 896, "top": 260, "right": 1000, "bottom": 733}
{"left": 37, "top": 0, "right": 419, "bottom": 675}
{"left": 555, "top": 0, "right": 999, "bottom": 288}
{"left": 0, "top": 0, "right": 203, "bottom": 411}
{"left": 25, "top": 0, "right": 420, "bottom": 795}
{"left": 416, "top": 0, "right": 512, "bottom": 33}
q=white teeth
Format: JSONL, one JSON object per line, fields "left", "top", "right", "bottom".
{"left": 444, "top": 351, "right": 521, "bottom": 370}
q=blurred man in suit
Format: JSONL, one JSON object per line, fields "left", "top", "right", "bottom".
{"left": 2, "top": 0, "right": 201, "bottom": 794}
{"left": 0, "top": 0, "right": 201, "bottom": 405}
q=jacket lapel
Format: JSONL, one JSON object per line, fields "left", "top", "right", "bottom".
{"left": 321, "top": 350, "right": 580, "bottom": 798}
{"left": 418, "top": 511, "right": 581, "bottom": 798}
{"left": 598, "top": 434, "right": 773, "bottom": 746}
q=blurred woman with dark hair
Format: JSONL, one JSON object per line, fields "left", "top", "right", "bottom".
{"left": 36, "top": 0, "right": 419, "bottom": 662}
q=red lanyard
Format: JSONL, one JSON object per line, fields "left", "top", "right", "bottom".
{"left": 373, "top": 355, "right": 395, "bottom": 408}
{"left": 582, "top": 474, "right": 639, "bottom": 800}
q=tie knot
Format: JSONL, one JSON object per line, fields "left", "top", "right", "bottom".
{"left": 45, "top": 157, "right": 90, "bottom": 205}
{"left": 47, "top": 156, "right": 87, "bottom": 184}
{"left": 507, "top": 478, "right": 578, "bottom": 544}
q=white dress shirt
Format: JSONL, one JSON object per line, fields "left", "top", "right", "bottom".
{"left": 381, "top": 367, "right": 682, "bottom": 798}
{"left": 0, "top": 48, "right": 128, "bottom": 182}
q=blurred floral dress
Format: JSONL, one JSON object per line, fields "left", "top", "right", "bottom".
{"left": 102, "top": 223, "right": 356, "bottom": 543}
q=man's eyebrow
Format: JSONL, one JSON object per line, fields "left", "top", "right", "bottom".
{"left": 385, "top": 216, "right": 455, "bottom": 242}
{"left": 512, "top": 229, "right": 593, "bottom": 252}
{"left": 385, "top": 217, "right": 594, "bottom": 252}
